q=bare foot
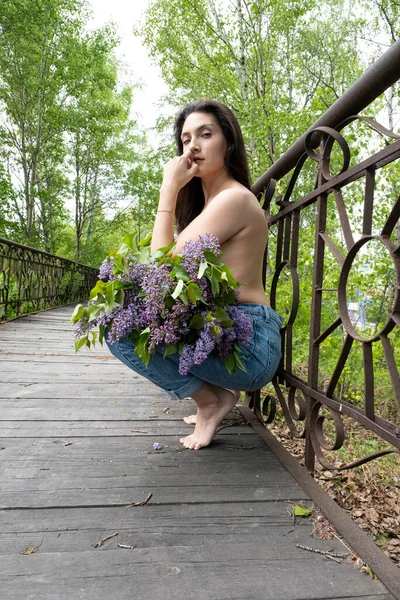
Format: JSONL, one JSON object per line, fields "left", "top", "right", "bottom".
{"left": 180, "top": 386, "right": 238, "bottom": 450}
{"left": 183, "top": 414, "right": 197, "bottom": 425}
{"left": 183, "top": 390, "right": 240, "bottom": 425}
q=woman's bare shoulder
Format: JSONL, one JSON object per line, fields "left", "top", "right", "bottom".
{"left": 209, "top": 185, "right": 259, "bottom": 212}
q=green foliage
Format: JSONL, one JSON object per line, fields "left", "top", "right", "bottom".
{"left": 138, "top": 0, "right": 367, "bottom": 179}
{"left": 0, "top": 0, "right": 161, "bottom": 263}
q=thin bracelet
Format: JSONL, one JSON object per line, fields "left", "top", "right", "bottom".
{"left": 157, "top": 209, "right": 174, "bottom": 213}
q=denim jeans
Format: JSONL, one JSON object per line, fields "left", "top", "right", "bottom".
{"left": 106, "top": 303, "right": 283, "bottom": 400}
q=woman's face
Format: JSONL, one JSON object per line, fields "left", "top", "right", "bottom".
{"left": 180, "top": 112, "right": 227, "bottom": 178}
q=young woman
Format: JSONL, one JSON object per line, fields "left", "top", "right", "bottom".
{"left": 107, "top": 100, "right": 283, "bottom": 450}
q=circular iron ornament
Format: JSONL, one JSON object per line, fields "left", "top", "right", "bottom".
{"left": 309, "top": 402, "right": 345, "bottom": 469}
{"left": 270, "top": 260, "right": 299, "bottom": 327}
{"left": 338, "top": 235, "right": 400, "bottom": 343}
{"left": 304, "top": 126, "right": 351, "bottom": 181}
{"left": 288, "top": 386, "right": 307, "bottom": 422}
{"left": 261, "top": 395, "right": 276, "bottom": 423}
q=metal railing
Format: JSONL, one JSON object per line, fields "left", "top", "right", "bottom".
{"left": 251, "top": 40, "right": 400, "bottom": 474}
{"left": 0, "top": 238, "right": 98, "bottom": 322}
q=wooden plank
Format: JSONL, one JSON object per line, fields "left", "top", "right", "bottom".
{"left": 0, "top": 381, "right": 174, "bottom": 398}
{"left": 0, "top": 307, "right": 394, "bottom": 600}
{"left": 0, "top": 502, "right": 309, "bottom": 533}
{"left": 0, "top": 503, "right": 312, "bottom": 554}
{"left": 0, "top": 420, "right": 250, "bottom": 437}
{"left": 0, "top": 544, "right": 391, "bottom": 600}
{"left": 0, "top": 399, "right": 239, "bottom": 420}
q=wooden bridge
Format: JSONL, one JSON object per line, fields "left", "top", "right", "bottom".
{"left": 0, "top": 306, "right": 396, "bottom": 599}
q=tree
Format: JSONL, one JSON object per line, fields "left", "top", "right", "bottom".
{"left": 139, "top": 0, "right": 366, "bottom": 179}
{"left": 0, "top": 0, "right": 90, "bottom": 246}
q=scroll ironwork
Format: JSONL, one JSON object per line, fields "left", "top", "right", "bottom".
{"left": 0, "top": 238, "right": 98, "bottom": 322}
{"left": 251, "top": 112, "right": 400, "bottom": 472}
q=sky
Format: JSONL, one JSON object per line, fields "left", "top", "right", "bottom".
{"left": 87, "top": 0, "right": 168, "bottom": 132}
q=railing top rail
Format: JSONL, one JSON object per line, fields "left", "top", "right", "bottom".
{"left": 252, "top": 38, "right": 400, "bottom": 196}
{"left": 0, "top": 237, "right": 97, "bottom": 270}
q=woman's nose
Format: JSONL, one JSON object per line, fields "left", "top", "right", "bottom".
{"left": 189, "top": 138, "right": 199, "bottom": 151}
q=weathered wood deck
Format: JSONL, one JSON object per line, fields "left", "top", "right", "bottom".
{"left": 0, "top": 306, "right": 394, "bottom": 599}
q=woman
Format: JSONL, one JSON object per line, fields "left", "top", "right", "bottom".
{"left": 107, "top": 100, "right": 283, "bottom": 450}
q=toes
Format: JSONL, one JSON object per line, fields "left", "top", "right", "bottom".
{"left": 183, "top": 415, "right": 196, "bottom": 425}
{"left": 179, "top": 434, "right": 203, "bottom": 450}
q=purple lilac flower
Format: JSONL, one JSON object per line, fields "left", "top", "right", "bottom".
{"left": 216, "top": 326, "right": 237, "bottom": 359}
{"left": 153, "top": 442, "right": 163, "bottom": 450}
{"left": 192, "top": 321, "right": 216, "bottom": 365}
{"left": 227, "top": 306, "right": 253, "bottom": 348}
{"left": 107, "top": 304, "right": 140, "bottom": 343}
{"left": 141, "top": 263, "right": 173, "bottom": 317}
{"left": 73, "top": 316, "right": 91, "bottom": 339}
{"left": 181, "top": 234, "right": 221, "bottom": 279}
{"left": 179, "top": 344, "right": 195, "bottom": 375}
{"left": 99, "top": 259, "right": 116, "bottom": 282}
{"left": 148, "top": 320, "right": 181, "bottom": 352}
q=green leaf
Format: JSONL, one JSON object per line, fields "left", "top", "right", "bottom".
{"left": 220, "top": 264, "right": 237, "bottom": 286}
{"left": 75, "top": 336, "right": 88, "bottom": 353}
{"left": 203, "top": 249, "right": 220, "bottom": 264}
{"left": 136, "top": 247, "right": 151, "bottom": 264}
{"left": 163, "top": 343, "right": 178, "bottom": 358}
{"left": 233, "top": 348, "right": 247, "bottom": 372}
{"left": 293, "top": 506, "right": 312, "bottom": 518}
{"left": 187, "top": 282, "right": 206, "bottom": 303}
{"left": 99, "top": 325, "right": 105, "bottom": 345}
{"left": 224, "top": 352, "right": 236, "bottom": 374}
{"left": 87, "top": 304, "right": 104, "bottom": 322}
{"left": 115, "top": 289, "right": 125, "bottom": 306}
{"left": 179, "top": 290, "right": 188, "bottom": 305}
{"left": 71, "top": 303, "right": 85, "bottom": 324}
{"left": 89, "top": 280, "right": 106, "bottom": 301}
{"left": 197, "top": 261, "right": 207, "bottom": 278}
{"left": 172, "top": 278, "right": 184, "bottom": 299}
{"left": 211, "top": 324, "right": 221, "bottom": 338}
{"left": 188, "top": 313, "right": 205, "bottom": 329}
{"left": 171, "top": 264, "right": 190, "bottom": 281}
{"left": 137, "top": 233, "right": 152, "bottom": 247}
{"left": 186, "top": 286, "right": 197, "bottom": 303}
{"left": 213, "top": 307, "right": 232, "bottom": 327}
{"left": 210, "top": 273, "right": 220, "bottom": 296}
{"left": 135, "top": 327, "right": 151, "bottom": 365}
{"left": 159, "top": 241, "right": 176, "bottom": 254}
{"left": 118, "top": 231, "right": 137, "bottom": 255}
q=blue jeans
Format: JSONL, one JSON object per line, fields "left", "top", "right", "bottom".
{"left": 106, "top": 304, "right": 283, "bottom": 400}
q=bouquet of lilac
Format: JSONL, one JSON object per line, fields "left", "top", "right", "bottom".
{"left": 71, "top": 232, "right": 252, "bottom": 375}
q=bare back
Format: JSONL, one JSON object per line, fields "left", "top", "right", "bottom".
{"left": 175, "top": 184, "right": 269, "bottom": 305}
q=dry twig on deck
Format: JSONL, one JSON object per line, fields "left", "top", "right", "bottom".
{"left": 126, "top": 492, "right": 152, "bottom": 507}
{"left": 93, "top": 532, "right": 118, "bottom": 548}
{"left": 296, "top": 543, "right": 348, "bottom": 561}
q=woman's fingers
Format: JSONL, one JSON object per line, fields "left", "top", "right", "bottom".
{"left": 163, "top": 150, "right": 199, "bottom": 190}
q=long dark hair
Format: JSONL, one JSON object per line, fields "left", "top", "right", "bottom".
{"left": 173, "top": 99, "right": 251, "bottom": 233}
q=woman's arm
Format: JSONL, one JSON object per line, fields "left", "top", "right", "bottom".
{"left": 150, "top": 184, "right": 178, "bottom": 252}
{"left": 151, "top": 150, "right": 198, "bottom": 253}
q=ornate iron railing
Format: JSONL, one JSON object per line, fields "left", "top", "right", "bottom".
{"left": 251, "top": 40, "right": 400, "bottom": 473}
{"left": 0, "top": 238, "right": 98, "bottom": 322}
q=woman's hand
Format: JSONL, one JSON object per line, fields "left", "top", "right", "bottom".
{"left": 162, "top": 149, "right": 199, "bottom": 193}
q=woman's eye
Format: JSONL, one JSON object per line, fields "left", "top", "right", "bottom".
{"left": 183, "top": 139, "right": 190, "bottom": 145}
{"left": 202, "top": 132, "right": 211, "bottom": 138}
